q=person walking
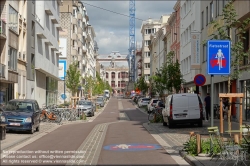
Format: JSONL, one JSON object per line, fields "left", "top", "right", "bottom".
{"left": 204, "top": 93, "right": 211, "bottom": 121}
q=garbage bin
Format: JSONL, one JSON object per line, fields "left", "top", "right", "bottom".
{"left": 0, "top": 124, "right": 6, "bottom": 140}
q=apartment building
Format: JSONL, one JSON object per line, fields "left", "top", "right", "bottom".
{"left": 149, "top": 25, "right": 167, "bottom": 76}
{"left": 169, "top": 1, "right": 180, "bottom": 63}
{"left": 86, "top": 25, "right": 96, "bottom": 78}
{"left": 140, "top": 15, "right": 169, "bottom": 82}
{"left": 199, "top": 0, "right": 250, "bottom": 120}
{"left": 180, "top": 0, "right": 201, "bottom": 92}
{"left": 32, "top": 0, "right": 62, "bottom": 106}
{"left": 0, "top": 1, "right": 19, "bottom": 104}
{"left": 135, "top": 46, "right": 142, "bottom": 82}
{"left": 96, "top": 52, "right": 129, "bottom": 93}
{"left": 58, "top": 0, "right": 89, "bottom": 104}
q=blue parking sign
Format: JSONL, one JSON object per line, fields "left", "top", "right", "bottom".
{"left": 207, "top": 40, "right": 231, "bottom": 75}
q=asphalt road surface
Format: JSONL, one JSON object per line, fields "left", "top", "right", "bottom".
{"left": 1, "top": 97, "right": 189, "bottom": 166}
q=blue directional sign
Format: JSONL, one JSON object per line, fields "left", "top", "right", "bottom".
{"left": 61, "top": 94, "right": 67, "bottom": 100}
{"left": 207, "top": 40, "right": 231, "bottom": 75}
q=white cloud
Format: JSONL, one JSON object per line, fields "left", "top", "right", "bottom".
{"left": 84, "top": 1, "right": 177, "bottom": 54}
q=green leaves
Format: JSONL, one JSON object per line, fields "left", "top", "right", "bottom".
{"left": 135, "top": 75, "right": 148, "bottom": 95}
{"left": 149, "top": 51, "right": 185, "bottom": 96}
{"left": 65, "top": 62, "right": 81, "bottom": 96}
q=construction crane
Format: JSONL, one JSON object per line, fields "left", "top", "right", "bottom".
{"left": 128, "top": 0, "right": 135, "bottom": 82}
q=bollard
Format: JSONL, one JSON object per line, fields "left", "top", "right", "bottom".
{"left": 196, "top": 134, "right": 201, "bottom": 154}
{"left": 0, "top": 124, "right": 6, "bottom": 140}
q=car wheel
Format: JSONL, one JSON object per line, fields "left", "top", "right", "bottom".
{"left": 198, "top": 120, "right": 203, "bottom": 127}
{"left": 163, "top": 120, "right": 167, "bottom": 126}
{"left": 36, "top": 124, "right": 40, "bottom": 132}
{"left": 29, "top": 125, "right": 34, "bottom": 134}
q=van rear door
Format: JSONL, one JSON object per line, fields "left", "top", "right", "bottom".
{"left": 172, "top": 95, "right": 189, "bottom": 120}
{"left": 188, "top": 95, "right": 200, "bottom": 119}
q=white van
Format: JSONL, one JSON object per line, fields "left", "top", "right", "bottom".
{"left": 162, "top": 93, "right": 203, "bottom": 128}
{"left": 104, "top": 90, "right": 110, "bottom": 99}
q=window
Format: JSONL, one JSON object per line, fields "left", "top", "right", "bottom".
{"left": 144, "top": 74, "right": 150, "bottom": 81}
{"left": 216, "top": 0, "right": 219, "bottom": 17}
{"left": 145, "top": 28, "right": 155, "bottom": 34}
{"left": 145, "top": 40, "right": 151, "bottom": 46}
{"left": 8, "top": 47, "right": 17, "bottom": 71}
{"left": 145, "top": 52, "right": 150, "bottom": 58}
{"left": 206, "top": 6, "right": 208, "bottom": 25}
{"left": 203, "top": 44, "right": 207, "bottom": 62}
{"left": 243, "top": 29, "right": 250, "bottom": 65}
{"left": 106, "top": 72, "right": 109, "bottom": 79}
{"left": 145, "top": 63, "right": 150, "bottom": 68}
{"left": 73, "top": 9, "right": 77, "bottom": 18}
{"left": 210, "top": 2, "right": 213, "bottom": 22}
{"left": 9, "top": 5, "right": 18, "bottom": 32}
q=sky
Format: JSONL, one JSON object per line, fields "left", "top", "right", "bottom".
{"left": 82, "top": 1, "right": 177, "bottom": 55}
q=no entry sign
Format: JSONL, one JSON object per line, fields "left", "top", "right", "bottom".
{"left": 194, "top": 74, "right": 206, "bottom": 86}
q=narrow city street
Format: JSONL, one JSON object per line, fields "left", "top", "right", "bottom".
{"left": 0, "top": 97, "right": 188, "bottom": 166}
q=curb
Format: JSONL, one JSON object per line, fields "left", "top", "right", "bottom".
{"left": 179, "top": 150, "right": 205, "bottom": 166}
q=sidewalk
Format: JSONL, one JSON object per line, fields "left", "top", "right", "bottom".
{"left": 138, "top": 106, "right": 250, "bottom": 166}
{"left": 0, "top": 107, "right": 105, "bottom": 152}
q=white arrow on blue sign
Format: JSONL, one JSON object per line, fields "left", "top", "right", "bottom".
{"left": 207, "top": 40, "right": 231, "bottom": 75}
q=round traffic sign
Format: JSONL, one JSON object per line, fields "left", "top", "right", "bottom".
{"left": 194, "top": 74, "right": 206, "bottom": 86}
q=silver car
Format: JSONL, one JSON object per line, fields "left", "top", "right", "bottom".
{"left": 77, "top": 100, "right": 95, "bottom": 117}
{"left": 96, "top": 97, "right": 105, "bottom": 107}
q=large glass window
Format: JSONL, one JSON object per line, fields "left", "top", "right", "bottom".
{"left": 46, "top": 77, "right": 58, "bottom": 106}
{"left": 8, "top": 47, "right": 17, "bottom": 71}
{"left": 9, "top": 5, "right": 18, "bottom": 33}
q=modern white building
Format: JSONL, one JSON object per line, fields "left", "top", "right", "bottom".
{"left": 86, "top": 25, "right": 96, "bottom": 78}
{"left": 180, "top": 0, "right": 201, "bottom": 92}
{"left": 30, "top": 0, "right": 62, "bottom": 106}
{"left": 140, "top": 15, "right": 169, "bottom": 82}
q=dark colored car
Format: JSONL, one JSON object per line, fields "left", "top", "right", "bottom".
{"left": 0, "top": 99, "right": 41, "bottom": 134}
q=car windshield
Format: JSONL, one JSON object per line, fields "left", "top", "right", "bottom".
{"left": 96, "top": 98, "right": 103, "bottom": 102}
{"left": 5, "top": 101, "right": 33, "bottom": 112}
{"left": 78, "top": 101, "right": 92, "bottom": 105}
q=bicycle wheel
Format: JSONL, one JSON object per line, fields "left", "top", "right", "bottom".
{"left": 148, "top": 112, "right": 155, "bottom": 121}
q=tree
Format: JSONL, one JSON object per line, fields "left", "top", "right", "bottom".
{"left": 65, "top": 62, "right": 81, "bottom": 97}
{"left": 208, "top": 0, "right": 250, "bottom": 92}
{"left": 134, "top": 75, "right": 148, "bottom": 95}
{"left": 83, "top": 75, "right": 94, "bottom": 98}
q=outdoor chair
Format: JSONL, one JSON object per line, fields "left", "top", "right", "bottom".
{"left": 207, "top": 126, "right": 248, "bottom": 166}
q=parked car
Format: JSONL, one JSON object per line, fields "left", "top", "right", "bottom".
{"left": 148, "top": 98, "right": 160, "bottom": 112}
{"left": 95, "top": 97, "right": 105, "bottom": 107}
{"left": 138, "top": 97, "right": 151, "bottom": 108}
{"left": 162, "top": 93, "right": 203, "bottom": 128}
{"left": 0, "top": 99, "right": 41, "bottom": 134}
{"left": 76, "top": 100, "right": 95, "bottom": 117}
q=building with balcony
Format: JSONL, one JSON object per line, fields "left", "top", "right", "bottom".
{"left": 135, "top": 46, "right": 142, "bottom": 82}
{"left": 180, "top": 0, "right": 201, "bottom": 93}
{"left": 96, "top": 52, "right": 129, "bottom": 93}
{"left": 140, "top": 15, "right": 169, "bottom": 82}
{"left": 86, "top": 25, "right": 96, "bottom": 78}
{"left": 58, "top": 0, "right": 90, "bottom": 104}
{"left": 29, "top": 0, "right": 63, "bottom": 106}
{"left": 0, "top": 1, "right": 20, "bottom": 104}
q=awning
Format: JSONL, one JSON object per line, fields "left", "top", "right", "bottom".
{"left": 35, "top": 68, "right": 62, "bottom": 81}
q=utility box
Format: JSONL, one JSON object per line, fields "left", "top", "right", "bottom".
{"left": 0, "top": 124, "right": 6, "bottom": 140}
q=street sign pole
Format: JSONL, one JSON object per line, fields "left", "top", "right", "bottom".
{"left": 210, "top": 75, "right": 214, "bottom": 127}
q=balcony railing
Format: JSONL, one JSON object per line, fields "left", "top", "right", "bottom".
{"left": 0, "top": 63, "right": 6, "bottom": 78}
{"left": 0, "top": 20, "right": 7, "bottom": 37}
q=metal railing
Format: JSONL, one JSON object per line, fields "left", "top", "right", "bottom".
{"left": 0, "top": 63, "right": 6, "bottom": 78}
{"left": 0, "top": 20, "right": 6, "bottom": 36}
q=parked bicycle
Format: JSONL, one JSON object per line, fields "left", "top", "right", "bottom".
{"left": 148, "top": 107, "right": 163, "bottom": 122}
{"left": 40, "top": 105, "right": 62, "bottom": 123}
